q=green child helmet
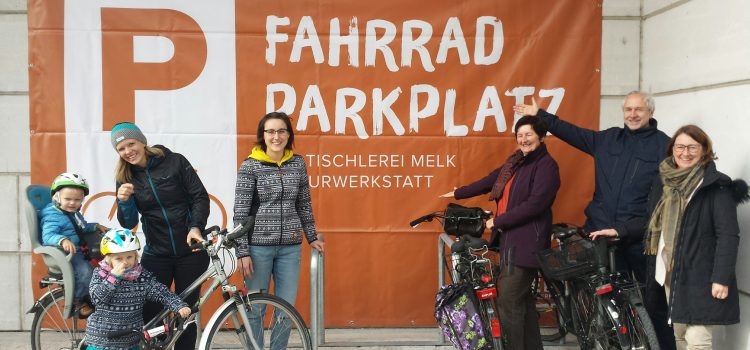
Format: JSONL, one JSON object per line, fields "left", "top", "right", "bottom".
{"left": 50, "top": 172, "right": 89, "bottom": 196}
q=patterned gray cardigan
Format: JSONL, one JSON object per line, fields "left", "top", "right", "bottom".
{"left": 233, "top": 151, "right": 318, "bottom": 257}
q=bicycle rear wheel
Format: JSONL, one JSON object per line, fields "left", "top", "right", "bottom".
{"left": 30, "top": 288, "right": 86, "bottom": 350}
{"left": 201, "top": 293, "right": 312, "bottom": 350}
{"left": 477, "top": 298, "right": 504, "bottom": 349}
{"left": 623, "top": 303, "right": 659, "bottom": 349}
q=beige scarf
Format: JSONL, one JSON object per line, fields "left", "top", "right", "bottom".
{"left": 645, "top": 157, "right": 704, "bottom": 272}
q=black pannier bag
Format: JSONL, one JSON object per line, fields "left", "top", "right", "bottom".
{"left": 443, "top": 203, "right": 486, "bottom": 238}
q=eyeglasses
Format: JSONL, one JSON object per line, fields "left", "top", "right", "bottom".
{"left": 264, "top": 129, "right": 289, "bottom": 136}
{"left": 673, "top": 144, "right": 702, "bottom": 154}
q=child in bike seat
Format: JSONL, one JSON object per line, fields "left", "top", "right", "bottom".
{"left": 84, "top": 228, "right": 191, "bottom": 350}
{"left": 40, "top": 172, "right": 108, "bottom": 318}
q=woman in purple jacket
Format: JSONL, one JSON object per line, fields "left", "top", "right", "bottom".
{"left": 441, "top": 116, "right": 560, "bottom": 350}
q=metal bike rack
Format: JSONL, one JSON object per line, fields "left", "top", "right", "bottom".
{"left": 437, "top": 233, "right": 456, "bottom": 345}
{"left": 309, "top": 236, "right": 450, "bottom": 349}
{"left": 438, "top": 233, "right": 459, "bottom": 287}
{"left": 310, "top": 249, "right": 325, "bottom": 349}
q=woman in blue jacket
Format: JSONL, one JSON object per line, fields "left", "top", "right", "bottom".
{"left": 111, "top": 122, "right": 209, "bottom": 350}
{"left": 441, "top": 116, "right": 560, "bottom": 350}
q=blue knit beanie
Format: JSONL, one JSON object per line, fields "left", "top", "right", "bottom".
{"left": 111, "top": 122, "right": 147, "bottom": 149}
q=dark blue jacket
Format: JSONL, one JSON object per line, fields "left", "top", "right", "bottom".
{"left": 455, "top": 143, "right": 560, "bottom": 267}
{"left": 537, "top": 109, "right": 669, "bottom": 241}
{"left": 117, "top": 146, "right": 210, "bottom": 257}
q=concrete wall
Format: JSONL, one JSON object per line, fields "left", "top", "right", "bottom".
{"left": 601, "top": 1, "right": 641, "bottom": 129}
{"left": 0, "top": 0, "right": 33, "bottom": 331}
{"left": 641, "top": 0, "right": 750, "bottom": 348}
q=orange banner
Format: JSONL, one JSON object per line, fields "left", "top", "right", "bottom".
{"left": 29, "top": 0, "right": 601, "bottom": 326}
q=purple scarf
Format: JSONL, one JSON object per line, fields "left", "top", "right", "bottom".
{"left": 489, "top": 150, "right": 526, "bottom": 201}
{"left": 99, "top": 259, "right": 143, "bottom": 281}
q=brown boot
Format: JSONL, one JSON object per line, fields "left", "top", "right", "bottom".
{"left": 78, "top": 302, "right": 94, "bottom": 319}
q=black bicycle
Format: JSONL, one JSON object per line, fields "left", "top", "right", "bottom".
{"left": 537, "top": 223, "right": 660, "bottom": 350}
{"left": 410, "top": 203, "right": 504, "bottom": 350}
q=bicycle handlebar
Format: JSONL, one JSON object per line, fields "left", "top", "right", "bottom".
{"left": 409, "top": 209, "right": 489, "bottom": 232}
{"left": 226, "top": 216, "right": 254, "bottom": 241}
{"left": 410, "top": 205, "right": 492, "bottom": 229}
{"left": 191, "top": 217, "right": 256, "bottom": 251}
{"left": 409, "top": 213, "right": 438, "bottom": 227}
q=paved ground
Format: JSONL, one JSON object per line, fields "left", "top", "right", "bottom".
{"left": 0, "top": 328, "right": 580, "bottom": 349}
{"left": 316, "top": 328, "right": 579, "bottom": 349}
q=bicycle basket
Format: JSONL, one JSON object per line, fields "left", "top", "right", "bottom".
{"left": 443, "top": 203, "right": 486, "bottom": 238}
{"left": 537, "top": 237, "right": 597, "bottom": 280}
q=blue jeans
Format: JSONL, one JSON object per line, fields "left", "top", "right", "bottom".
{"left": 71, "top": 252, "right": 93, "bottom": 300}
{"left": 245, "top": 244, "right": 301, "bottom": 350}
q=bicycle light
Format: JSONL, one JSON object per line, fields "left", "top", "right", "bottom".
{"left": 491, "top": 318, "right": 501, "bottom": 337}
{"left": 475, "top": 287, "right": 497, "bottom": 300}
{"left": 481, "top": 274, "right": 492, "bottom": 284}
{"left": 595, "top": 283, "right": 613, "bottom": 295}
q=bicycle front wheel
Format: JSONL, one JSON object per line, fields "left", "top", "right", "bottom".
{"left": 202, "top": 293, "right": 312, "bottom": 350}
{"left": 534, "top": 277, "right": 566, "bottom": 342}
{"left": 30, "top": 288, "right": 86, "bottom": 350}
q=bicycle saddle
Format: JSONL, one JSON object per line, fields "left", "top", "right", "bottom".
{"left": 551, "top": 223, "right": 581, "bottom": 241}
{"left": 451, "top": 235, "right": 489, "bottom": 253}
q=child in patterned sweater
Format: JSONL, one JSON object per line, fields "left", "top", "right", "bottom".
{"left": 84, "top": 228, "right": 191, "bottom": 350}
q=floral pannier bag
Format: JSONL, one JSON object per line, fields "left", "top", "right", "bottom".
{"left": 434, "top": 283, "right": 492, "bottom": 350}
